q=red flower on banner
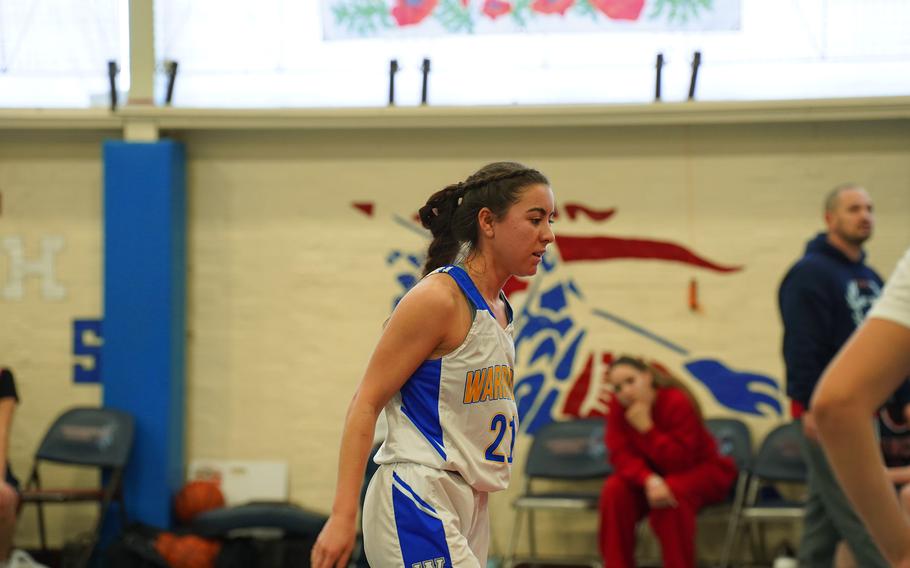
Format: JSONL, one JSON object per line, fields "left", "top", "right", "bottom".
{"left": 590, "top": 0, "right": 644, "bottom": 20}
{"left": 531, "top": 0, "right": 575, "bottom": 15}
{"left": 391, "top": 0, "right": 439, "bottom": 26}
{"left": 483, "top": 0, "right": 512, "bottom": 18}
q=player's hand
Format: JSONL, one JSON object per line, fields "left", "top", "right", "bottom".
{"left": 311, "top": 514, "right": 357, "bottom": 568}
{"left": 644, "top": 475, "right": 677, "bottom": 509}
{"left": 625, "top": 401, "right": 654, "bottom": 433}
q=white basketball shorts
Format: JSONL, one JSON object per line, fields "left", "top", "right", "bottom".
{"left": 362, "top": 462, "right": 490, "bottom": 568}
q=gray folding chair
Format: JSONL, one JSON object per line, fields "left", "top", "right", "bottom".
{"left": 702, "top": 417, "right": 753, "bottom": 568}
{"left": 636, "top": 418, "right": 754, "bottom": 568}
{"left": 722, "top": 421, "right": 807, "bottom": 566}
{"left": 505, "top": 417, "right": 611, "bottom": 568}
{"left": 20, "top": 406, "right": 135, "bottom": 567}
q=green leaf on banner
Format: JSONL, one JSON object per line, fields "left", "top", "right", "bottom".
{"left": 332, "top": 0, "right": 394, "bottom": 36}
{"left": 435, "top": 0, "right": 475, "bottom": 33}
{"left": 510, "top": 0, "right": 534, "bottom": 28}
{"left": 574, "top": 0, "right": 599, "bottom": 20}
{"left": 648, "top": 0, "right": 713, "bottom": 23}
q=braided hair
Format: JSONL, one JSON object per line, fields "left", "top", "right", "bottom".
{"left": 418, "top": 162, "right": 550, "bottom": 276}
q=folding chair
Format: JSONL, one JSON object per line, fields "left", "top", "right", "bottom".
{"left": 634, "top": 418, "right": 754, "bottom": 567}
{"left": 505, "top": 417, "right": 611, "bottom": 568}
{"left": 20, "top": 406, "right": 135, "bottom": 566}
{"left": 722, "top": 421, "right": 807, "bottom": 566}
{"left": 702, "top": 418, "right": 753, "bottom": 568}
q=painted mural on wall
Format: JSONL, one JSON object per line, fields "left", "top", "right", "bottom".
{"left": 322, "top": 0, "right": 741, "bottom": 39}
{"left": 354, "top": 199, "right": 783, "bottom": 434}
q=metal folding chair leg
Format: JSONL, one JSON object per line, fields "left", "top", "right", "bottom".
{"left": 36, "top": 501, "right": 47, "bottom": 550}
{"left": 504, "top": 508, "right": 525, "bottom": 568}
{"left": 718, "top": 474, "right": 748, "bottom": 568}
{"left": 718, "top": 512, "right": 739, "bottom": 567}
{"left": 528, "top": 510, "right": 537, "bottom": 558}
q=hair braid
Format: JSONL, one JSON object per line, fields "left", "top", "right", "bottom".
{"left": 419, "top": 162, "right": 550, "bottom": 276}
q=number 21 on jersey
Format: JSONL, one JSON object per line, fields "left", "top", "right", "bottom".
{"left": 485, "top": 413, "right": 517, "bottom": 463}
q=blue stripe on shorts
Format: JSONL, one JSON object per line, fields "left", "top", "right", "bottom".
{"left": 392, "top": 474, "right": 452, "bottom": 568}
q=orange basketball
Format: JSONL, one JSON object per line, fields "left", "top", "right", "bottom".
{"left": 173, "top": 479, "right": 225, "bottom": 525}
{"left": 155, "top": 532, "right": 221, "bottom": 568}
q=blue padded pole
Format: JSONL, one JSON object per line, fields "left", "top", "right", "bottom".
{"left": 102, "top": 140, "right": 186, "bottom": 528}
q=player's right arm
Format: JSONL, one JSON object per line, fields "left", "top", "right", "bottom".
{"left": 814, "top": 318, "right": 910, "bottom": 568}
{"left": 311, "top": 275, "right": 468, "bottom": 568}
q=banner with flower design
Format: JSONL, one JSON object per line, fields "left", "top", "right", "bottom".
{"left": 322, "top": 0, "right": 739, "bottom": 39}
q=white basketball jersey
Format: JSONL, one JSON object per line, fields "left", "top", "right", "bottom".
{"left": 374, "top": 265, "right": 518, "bottom": 493}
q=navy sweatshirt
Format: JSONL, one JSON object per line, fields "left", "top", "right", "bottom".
{"left": 779, "top": 232, "right": 883, "bottom": 408}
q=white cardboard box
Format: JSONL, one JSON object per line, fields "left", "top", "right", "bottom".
{"left": 187, "top": 459, "right": 289, "bottom": 506}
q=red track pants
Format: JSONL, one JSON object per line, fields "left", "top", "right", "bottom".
{"left": 598, "top": 463, "right": 734, "bottom": 568}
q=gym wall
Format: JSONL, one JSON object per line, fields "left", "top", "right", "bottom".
{"left": 2, "top": 106, "right": 909, "bottom": 554}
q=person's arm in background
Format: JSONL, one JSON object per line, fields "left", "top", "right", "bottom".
{"left": 605, "top": 400, "right": 653, "bottom": 487}
{"left": 883, "top": 387, "right": 910, "bottom": 485}
{"left": 780, "top": 264, "right": 833, "bottom": 436}
{"left": 0, "top": 381, "right": 14, "bottom": 472}
{"left": 607, "top": 398, "right": 678, "bottom": 508}
{"left": 815, "top": 247, "right": 910, "bottom": 567}
{"left": 0, "top": 399, "right": 14, "bottom": 472}
{"left": 636, "top": 390, "right": 702, "bottom": 472}
{"left": 0, "top": 369, "right": 19, "bottom": 561}
{"left": 888, "top": 464, "right": 910, "bottom": 486}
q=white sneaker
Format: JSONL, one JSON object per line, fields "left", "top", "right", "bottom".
{"left": 6, "top": 550, "right": 48, "bottom": 568}
{"left": 772, "top": 555, "right": 799, "bottom": 568}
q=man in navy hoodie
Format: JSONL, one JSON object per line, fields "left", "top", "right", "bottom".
{"left": 779, "top": 183, "right": 885, "bottom": 567}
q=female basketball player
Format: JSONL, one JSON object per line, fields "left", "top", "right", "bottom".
{"left": 311, "top": 162, "right": 556, "bottom": 568}
{"left": 814, "top": 246, "right": 910, "bottom": 568}
{"left": 599, "top": 355, "right": 736, "bottom": 568}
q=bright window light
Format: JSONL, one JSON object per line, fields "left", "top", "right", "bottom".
{"left": 0, "top": 0, "right": 126, "bottom": 108}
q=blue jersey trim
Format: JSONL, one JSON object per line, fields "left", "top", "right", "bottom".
{"left": 433, "top": 265, "right": 513, "bottom": 324}
{"left": 501, "top": 291, "right": 513, "bottom": 324}
{"left": 392, "top": 478, "right": 452, "bottom": 568}
{"left": 400, "top": 359, "right": 447, "bottom": 461}
{"left": 433, "top": 265, "right": 492, "bottom": 319}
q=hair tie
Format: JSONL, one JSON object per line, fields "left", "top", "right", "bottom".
{"left": 450, "top": 182, "right": 467, "bottom": 207}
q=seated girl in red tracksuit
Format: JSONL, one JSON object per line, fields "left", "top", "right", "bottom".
{"left": 598, "top": 355, "right": 737, "bottom": 568}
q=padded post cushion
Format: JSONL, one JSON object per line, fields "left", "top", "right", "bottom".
{"left": 191, "top": 502, "right": 327, "bottom": 538}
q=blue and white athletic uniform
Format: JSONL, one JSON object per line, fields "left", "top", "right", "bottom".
{"left": 363, "top": 265, "right": 518, "bottom": 568}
